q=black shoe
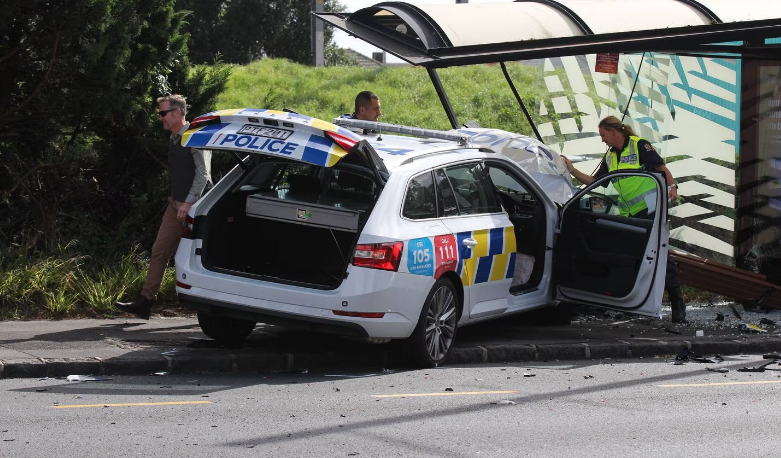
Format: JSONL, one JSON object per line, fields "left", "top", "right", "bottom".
{"left": 115, "top": 297, "right": 154, "bottom": 320}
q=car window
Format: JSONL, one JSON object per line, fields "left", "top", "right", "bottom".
{"left": 489, "top": 166, "right": 528, "bottom": 194}
{"left": 578, "top": 180, "right": 651, "bottom": 216}
{"left": 235, "top": 160, "right": 378, "bottom": 211}
{"left": 442, "top": 162, "right": 501, "bottom": 215}
{"left": 402, "top": 171, "right": 437, "bottom": 220}
{"left": 434, "top": 169, "right": 459, "bottom": 217}
{"left": 487, "top": 165, "right": 538, "bottom": 214}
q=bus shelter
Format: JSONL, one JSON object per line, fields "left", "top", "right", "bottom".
{"left": 317, "top": 1, "right": 781, "bottom": 289}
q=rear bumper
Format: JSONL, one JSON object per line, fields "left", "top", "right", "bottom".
{"left": 179, "top": 293, "right": 370, "bottom": 337}
{"left": 176, "top": 245, "right": 435, "bottom": 339}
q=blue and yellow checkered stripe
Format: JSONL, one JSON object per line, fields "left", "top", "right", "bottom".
{"left": 455, "top": 226, "right": 517, "bottom": 286}
{"left": 302, "top": 133, "right": 347, "bottom": 167}
{"left": 181, "top": 122, "right": 230, "bottom": 147}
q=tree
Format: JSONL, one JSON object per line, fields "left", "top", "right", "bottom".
{"left": 179, "top": 0, "right": 346, "bottom": 65}
{"left": 0, "top": 0, "right": 231, "bottom": 256}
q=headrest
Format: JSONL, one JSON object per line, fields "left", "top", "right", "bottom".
{"left": 286, "top": 174, "right": 320, "bottom": 194}
{"left": 337, "top": 172, "right": 372, "bottom": 192}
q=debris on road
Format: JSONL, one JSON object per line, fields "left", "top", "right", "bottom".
{"left": 743, "top": 323, "right": 767, "bottom": 333}
{"left": 66, "top": 375, "right": 112, "bottom": 382}
{"left": 706, "top": 367, "right": 729, "bottom": 373}
{"left": 737, "top": 355, "right": 781, "bottom": 372}
{"left": 674, "top": 350, "right": 725, "bottom": 364}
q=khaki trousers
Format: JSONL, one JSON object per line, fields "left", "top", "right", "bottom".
{"left": 141, "top": 197, "right": 184, "bottom": 300}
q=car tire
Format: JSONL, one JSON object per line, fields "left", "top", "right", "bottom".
{"left": 197, "top": 312, "right": 256, "bottom": 343}
{"left": 405, "top": 277, "right": 459, "bottom": 368}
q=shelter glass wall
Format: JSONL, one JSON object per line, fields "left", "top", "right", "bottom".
{"left": 519, "top": 53, "right": 740, "bottom": 264}
{"left": 431, "top": 51, "right": 781, "bottom": 271}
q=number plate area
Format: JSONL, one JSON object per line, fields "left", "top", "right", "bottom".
{"left": 237, "top": 124, "right": 292, "bottom": 140}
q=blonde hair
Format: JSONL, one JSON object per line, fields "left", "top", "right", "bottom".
{"left": 598, "top": 115, "right": 637, "bottom": 138}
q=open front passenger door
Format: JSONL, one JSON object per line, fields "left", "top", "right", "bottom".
{"left": 553, "top": 171, "right": 669, "bottom": 317}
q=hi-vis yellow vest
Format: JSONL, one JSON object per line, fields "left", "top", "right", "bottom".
{"left": 607, "top": 136, "right": 658, "bottom": 216}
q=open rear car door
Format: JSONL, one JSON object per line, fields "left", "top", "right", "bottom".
{"left": 553, "top": 171, "right": 669, "bottom": 316}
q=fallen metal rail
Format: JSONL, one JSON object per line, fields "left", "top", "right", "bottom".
{"left": 672, "top": 251, "right": 781, "bottom": 310}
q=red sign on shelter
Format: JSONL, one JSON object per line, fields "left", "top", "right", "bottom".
{"left": 595, "top": 53, "right": 620, "bottom": 74}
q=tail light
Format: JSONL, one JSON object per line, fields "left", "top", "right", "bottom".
{"left": 189, "top": 114, "right": 221, "bottom": 130}
{"left": 353, "top": 242, "right": 403, "bottom": 271}
{"left": 182, "top": 215, "right": 196, "bottom": 239}
{"left": 324, "top": 130, "right": 359, "bottom": 152}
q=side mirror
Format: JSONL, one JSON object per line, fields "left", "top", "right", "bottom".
{"left": 590, "top": 196, "right": 608, "bottom": 214}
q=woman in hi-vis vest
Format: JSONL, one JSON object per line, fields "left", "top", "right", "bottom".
{"left": 562, "top": 116, "right": 685, "bottom": 323}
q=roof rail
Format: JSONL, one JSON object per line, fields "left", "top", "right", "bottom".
{"left": 333, "top": 118, "right": 469, "bottom": 146}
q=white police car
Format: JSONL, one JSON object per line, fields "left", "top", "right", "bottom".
{"left": 175, "top": 109, "right": 669, "bottom": 367}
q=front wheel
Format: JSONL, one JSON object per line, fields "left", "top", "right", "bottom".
{"left": 197, "top": 312, "right": 256, "bottom": 344}
{"left": 405, "top": 278, "right": 459, "bottom": 368}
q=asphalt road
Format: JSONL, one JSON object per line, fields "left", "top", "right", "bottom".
{"left": 2, "top": 354, "right": 780, "bottom": 457}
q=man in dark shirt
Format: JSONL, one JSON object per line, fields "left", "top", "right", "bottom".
{"left": 340, "top": 91, "right": 382, "bottom": 121}
{"left": 115, "top": 94, "right": 211, "bottom": 319}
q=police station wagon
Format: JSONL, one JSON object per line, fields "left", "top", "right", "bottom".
{"left": 175, "top": 109, "right": 670, "bottom": 367}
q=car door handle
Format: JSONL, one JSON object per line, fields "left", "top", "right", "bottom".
{"left": 462, "top": 238, "right": 478, "bottom": 247}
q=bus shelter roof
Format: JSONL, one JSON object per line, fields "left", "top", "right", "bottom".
{"left": 315, "top": 0, "right": 781, "bottom": 67}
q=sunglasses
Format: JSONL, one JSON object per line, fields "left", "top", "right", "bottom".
{"left": 157, "top": 108, "right": 179, "bottom": 117}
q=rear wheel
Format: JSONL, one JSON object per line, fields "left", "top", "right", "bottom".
{"left": 406, "top": 278, "right": 459, "bottom": 368}
{"left": 197, "top": 312, "right": 256, "bottom": 343}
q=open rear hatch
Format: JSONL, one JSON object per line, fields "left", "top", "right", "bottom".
{"left": 183, "top": 109, "right": 387, "bottom": 289}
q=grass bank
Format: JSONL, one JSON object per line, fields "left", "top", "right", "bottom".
{"left": 216, "top": 58, "right": 544, "bottom": 133}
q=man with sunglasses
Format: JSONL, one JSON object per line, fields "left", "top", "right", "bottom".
{"left": 115, "top": 94, "right": 212, "bottom": 319}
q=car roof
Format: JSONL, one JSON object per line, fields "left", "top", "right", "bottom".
{"left": 355, "top": 131, "right": 476, "bottom": 171}
{"left": 183, "top": 109, "right": 575, "bottom": 203}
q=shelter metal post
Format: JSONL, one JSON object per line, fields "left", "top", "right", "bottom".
{"left": 500, "top": 62, "right": 543, "bottom": 142}
{"left": 311, "top": 0, "right": 324, "bottom": 67}
{"left": 427, "top": 68, "right": 460, "bottom": 128}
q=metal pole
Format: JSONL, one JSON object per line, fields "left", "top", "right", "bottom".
{"left": 427, "top": 68, "right": 460, "bottom": 128}
{"left": 311, "top": 0, "right": 324, "bottom": 67}
{"left": 500, "top": 62, "right": 543, "bottom": 142}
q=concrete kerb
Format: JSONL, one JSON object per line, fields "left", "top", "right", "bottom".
{"left": 3, "top": 359, "right": 48, "bottom": 379}
{"left": 739, "top": 336, "right": 781, "bottom": 355}
{"left": 3, "top": 338, "right": 781, "bottom": 379}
